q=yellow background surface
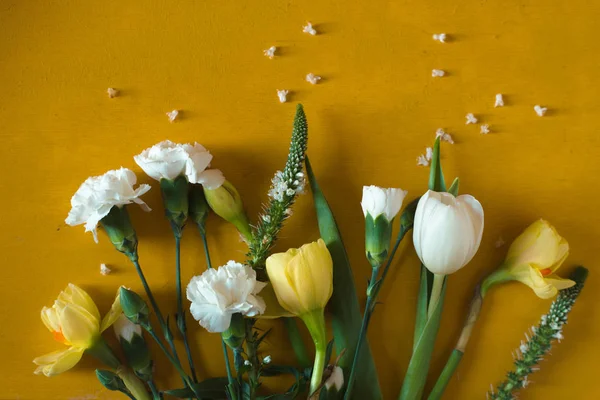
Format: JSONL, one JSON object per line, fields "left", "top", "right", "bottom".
{"left": 1, "top": 0, "right": 599, "bottom": 398}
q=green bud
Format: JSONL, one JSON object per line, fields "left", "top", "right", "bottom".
{"left": 160, "top": 175, "right": 189, "bottom": 237}
{"left": 222, "top": 313, "right": 246, "bottom": 350}
{"left": 189, "top": 184, "right": 210, "bottom": 230}
{"left": 365, "top": 213, "right": 393, "bottom": 267}
{"left": 400, "top": 197, "right": 420, "bottom": 233}
{"left": 119, "top": 287, "right": 150, "bottom": 326}
{"left": 100, "top": 206, "right": 138, "bottom": 261}
{"left": 203, "top": 180, "right": 252, "bottom": 240}
{"left": 96, "top": 369, "right": 126, "bottom": 391}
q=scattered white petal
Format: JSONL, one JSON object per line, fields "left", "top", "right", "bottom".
{"left": 436, "top": 128, "right": 454, "bottom": 144}
{"left": 100, "top": 263, "right": 111, "bottom": 275}
{"left": 417, "top": 154, "right": 429, "bottom": 167}
{"left": 425, "top": 147, "right": 433, "bottom": 161}
{"left": 166, "top": 110, "right": 179, "bottom": 122}
{"left": 432, "top": 33, "right": 447, "bottom": 43}
{"left": 263, "top": 46, "right": 276, "bottom": 59}
{"left": 303, "top": 22, "right": 317, "bottom": 35}
{"left": 432, "top": 69, "right": 445, "bottom": 77}
{"left": 263, "top": 355, "right": 272, "bottom": 364}
{"left": 495, "top": 94, "right": 504, "bottom": 107}
{"left": 107, "top": 88, "right": 119, "bottom": 98}
{"left": 306, "top": 73, "right": 321, "bottom": 85}
{"left": 480, "top": 124, "right": 490, "bottom": 134}
{"left": 465, "top": 113, "right": 478, "bottom": 124}
{"left": 276, "top": 90, "right": 289, "bottom": 103}
{"left": 522, "top": 376, "right": 529, "bottom": 388}
{"left": 495, "top": 236, "right": 505, "bottom": 248}
{"left": 534, "top": 105, "right": 547, "bottom": 116}
{"left": 244, "top": 360, "right": 252, "bottom": 366}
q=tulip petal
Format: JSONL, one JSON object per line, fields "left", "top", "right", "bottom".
{"left": 59, "top": 284, "right": 101, "bottom": 322}
{"left": 254, "top": 284, "right": 294, "bottom": 318}
{"left": 41, "top": 306, "right": 61, "bottom": 333}
{"left": 528, "top": 267, "right": 558, "bottom": 299}
{"left": 100, "top": 291, "right": 123, "bottom": 332}
{"left": 33, "top": 346, "right": 84, "bottom": 377}
{"left": 59, "top": 304, "right": 100, "bottom": 348}
{"left": 545, "top": 274, "right": 576, "bottom": 291}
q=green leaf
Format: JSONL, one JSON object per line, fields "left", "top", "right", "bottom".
{"left": 259, "top": 365, "right": 306, "bottom": 399}
{"left": 428, "top": 138, "right": 446, "bottom": 192}
{"left": 305, "top": 157, "right": 382, "bottom": 400}
{"left": 399, "top": 280, "right": 447, "bottom": 400}
{"left": 163, "top": 377, "right": 229, "bottom": 398}
{"left": 447, "top": 178, "right": 459, "bottom": 197}
{"left": 413, "top": 265, "right": 430, "bottom": 352}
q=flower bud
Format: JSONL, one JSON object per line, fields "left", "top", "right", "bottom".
{"left": 100, "top": 206, "right": 139, "bottom": 262}
{"left": 96, "top": 369, "right": 126, "bottom": 391}
{"left": 222, "top": 313, "right": 245, "bottom": 350}
{"left": 159, "top": 176, "right": 189, "bottom": 237}
{"left": 361, "top": 186, "right": 407, "bottom": 266}
{"left": 189, "top": 184, "right": 210, "bottom": 231}
{"left": 203, "top": 180, "right": 252, "bottom": 241}
{"left": 114, "top": 315, "right": 153, "bottom": 380}
{"left": 119, "top": 287, "right": 150, "bottom": 326}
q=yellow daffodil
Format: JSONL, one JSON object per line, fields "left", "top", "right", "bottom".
{"left": 34, "top": 284, "right": 122, "bottom": 376}
{"left": 483, "top": 219, "right": 575, "bottom": 299}
{"left": 266, "top": 239, "right": 333, "bottom": 316}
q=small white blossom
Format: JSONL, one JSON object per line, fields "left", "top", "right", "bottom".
{"left": 263, "top": 46, "right": 276, "bottom": 59}
{"left": 432, "top": 69, "right": 445, "bottom": 77}
{"left": 286, "top": 188, "right": 295, "bottom": 196}
{"left": 541, "top": 315, "right": 548, "bottom": 325}
{"left": 107, "top": 88, "right": 119, "bottom": 98}
{"left": 262, "top": 215, "right": 271, "bottom": 223}
{"left": 465, "top": 113, "right": 478, "bottom": 124}
{"left": 554, "top": 330, "right": 564, "bottom": 341}
{"left": 436, "top": 128, "right": 454, "bottom": 144}
{"left": 263, "top": 355, "right": 272, "bottom": 364}
{"left": 495, "top": 94, "right": 504, "bottom": 107}
{"left": 432, "top": 33, "right": 447, "bottom": 43}
{"left": 277, "top": 90, "right": 289, "bottom": 103}
{"left": 522, "top": 376, "right": 529, "bottom": 388}
{"left": 100, "top": 263, "right": 111, "bottom": 275}
{"left": 519, "top": 341, "right": 528, "bottom": 354}
{"left": 534, "top": 105, "right": 547, "bottom": 116}
{"left": 480, "top": 124, "right": 490, "bottom": 134}
{"left": 306, "top": 73, "right": 321, "bottom": 85}
{"left": 244, "top": 360, "right": 252, "bottom": 366}
{"left": 495, "top": 236, "right": 505, "bottom": 248}
{"left": 303, "top": 22, "right": 317, "bottom": 35}
{"left": 425, "top": 147, "right": 433, "bottom": 161}
{"left": 166, "top": 110, "right": 179, "bottom": 122}
{"left": 417, "top": 154, "right": 429, "bottom": 167}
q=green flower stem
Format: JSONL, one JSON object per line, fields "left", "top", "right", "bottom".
{"left": 245, "top": 323, "right": 261, "bottom": 400}
{"left": 87, "top": 337, "right": 121, "bottom": 369}
{"left": 175, "top": 236, "right": 198, "bottom": 383}
{"left": 428, "top": 274, "right": 445, "bottom": 319}
{"left": 147, "top": 378, "right": 161, "bottom": 400}
{"left": 199, "top": 228, "right": 213, "bottom": 269}
{"left": 344, "top": 265, "right": 380, "bottom": 400}
{"left": 117, "top": 367, "right": 152, "bottom": 400}
{"left": 283, "top": 317, "right": 311, "bottom": 369}
{"left": 221, "top": 339, "right": 235, "bottom": 386}
{"left": 488, "top": 267, "right": 588, "bottom": 399}
{"left": 301, "top": 309, "right": 328, "bottom": 395}
{"left": 427, "top": 349, "right": 463, "bottom": 400}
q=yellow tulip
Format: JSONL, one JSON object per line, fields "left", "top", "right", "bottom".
{"left": 34, "top": 284, "right": 122, "bottom": 376}
{"left": 485, "top": 219, "right": 575, "bottom": 299}
{"left": 266, "top": 238, "right": 333, "bottom": 316}
{"left": 266, "top": 239, "right": 333, "bottom": 394}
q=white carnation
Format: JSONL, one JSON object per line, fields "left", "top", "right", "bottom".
{"left": 65, "top": 168, "right": 151, "bottom": 242}
{"left": 134, "top": 140, "right": 225, "bottom": 189}
{"left": 361, "top": 185, "right": 407, "bottom": 221}
{"left": 186, "top": 261, "right": 267, "bottom": 333}
{"left": 113, "top": 314, "right": 142, "bottom": 342}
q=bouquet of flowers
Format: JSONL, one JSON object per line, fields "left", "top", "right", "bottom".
{"left": 34, "top": 105, "right": 587, "bottom": 399}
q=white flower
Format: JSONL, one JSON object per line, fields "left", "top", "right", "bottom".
{"left": 417, "top": 154, "right": 429, "bottom": 167}
{"left": 495, "top": 94, "right": 504, "bottom": 107}
{"left": 134, "top": 140, "right": 225, "bottom": 188}
{"left": 426, "top": 147, "right": 433, "bottom": 161}
{"left": 107, "top": 88, "right": 119, "bottom": 98}
{"left": 432, "top": 69, "right": 445, "bottom": 77}
{"left": 277, "top": 89, "right": 289, "bottom": 103}
{"left": 361, "top": 185, "right": 407, "bottom": 221}
{"left": 413, "top": 190, "right": 484, "bottom": 275}
{"left": 465, "top": 113, "right": 478, "bottom": 124}
{"left": 186, "top": 261, "right": 267, "bottom": 333}
{"left": 113, "top": 314, "right": 142, "bottom": 342}
{"left": 303, "top": 22, "right": 317, "bottom": 35}
{"left": 306, "top": 73, "right": 321, "bottom": 84}
{"left": 325, "top": 366, "right": 344, "bottom": 390}
{"left": 534, "top": 105, "right": 547, "bottom": 116}
{"left": 480, "top": 124, "right": 490, "bottom": 134}
{"left": 432, "top": 33, "right": 447, "bottom": 43}
{"left": 264, "top": 46, "right": 276, "bottom": 59}
{"left": 263, "top": 355, "right": 272, "bottom": 364}
{"left": 100, "top": 263, "right": 111, "bottom": 275}
{"left": 166, "top": 110, "right": 179, "bottom": 122}
{"left": 244, "top": 360, "right": 252, "bottom": 366}
{"left": 65, "top": 168, "right": 151, "bottom": 242}
{"left": 436, "top": 128, "right": 454, "bottom": 144}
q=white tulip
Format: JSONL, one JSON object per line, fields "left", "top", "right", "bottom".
{"left": 413, "top": 190, "right": 484, "bottom": 275}
{"left": 65, "top": 168, "right": 151, "bottom": 242}
{"left": 186, "top": 261, "right": 267, "bottom": 333}
{"left": 113, "top": 314, "right": 142, "bottom": 343}
{"left": 361, "top": 185, "right": 407, "bottom": 221}
{"left": 134, "top": 140, "right": 225, "bottom": 189}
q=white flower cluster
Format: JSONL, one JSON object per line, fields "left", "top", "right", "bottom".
{"left": 268, "top": 170, "right": 305, "bottom": 202}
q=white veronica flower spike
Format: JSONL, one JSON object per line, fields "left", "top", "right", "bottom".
{"left": 186, "top": 261, "right": 267, "bottom": 333}
{"left": 134, "top": 140, "right": 225, "bottom": 188}
{"left": 65, "top": 168, "right": 151, "bottom": 242}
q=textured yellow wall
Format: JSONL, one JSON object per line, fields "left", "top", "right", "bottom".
{"left": 1, "top": 0, "right": 599, "bottom": 398}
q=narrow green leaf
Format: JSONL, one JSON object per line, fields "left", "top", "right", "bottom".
{"left": 447, "top": 178, "right": 459, "bottom": 197}
{"left": 163, "top": 377, "right": 229, "bottom": 398}
{"left": 428, "top": 138, "right": 446, "bottom": 192}
{"left": 413, "top": 265, "right": 430, "bottom": 351}
{"left": 399, "top": 280, "right": 447, "bottom": 400}
{"left": 306, "top": 157, "right": 382, "bottom": 400}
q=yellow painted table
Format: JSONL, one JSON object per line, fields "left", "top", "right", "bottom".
{"left": 1, "top": 1, "right": 599, "bottom": 398}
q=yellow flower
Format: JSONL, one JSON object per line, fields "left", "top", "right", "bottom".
{"left": 33, "top": 284, "right": 122, "bottom": 376}
{"left": 497, "top": 219, "right": 575, "bottom": 299}
{"left": 266, "top": 239, "right": 333, "bottom": 316}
